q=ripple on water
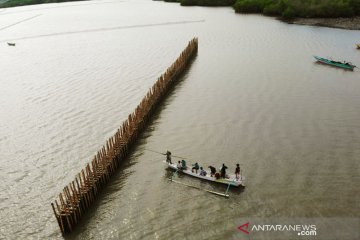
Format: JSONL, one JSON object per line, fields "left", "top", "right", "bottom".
{"left": 1, "top": 1, "right": 360, "bottom": 240}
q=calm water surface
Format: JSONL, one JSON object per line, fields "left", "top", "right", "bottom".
{"left": 0, "top": 0, "right": 360, "bottom": 239}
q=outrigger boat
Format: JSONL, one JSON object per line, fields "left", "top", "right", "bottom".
{"left": 164, "top": 161, "right": 245, "bottom": 187}
{"left": 314, "top": 56, "right": 356, "bottom": 70}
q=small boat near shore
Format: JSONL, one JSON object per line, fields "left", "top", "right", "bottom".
{"left": 314, "top": 56, "right": 356, "bottom": 70}
{"left": 7, "top": 42, "right": 16, "bottom": 46}
{"left": 164, "top": 161, "right": 245, "bottom": 187}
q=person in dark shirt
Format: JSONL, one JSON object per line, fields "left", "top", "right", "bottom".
{"left": 177, "top": 161, "right": 182, "bottom": 169}
{"left": 235, "top": 163, "right": 240, "bottom": 180}
{"left": 220, "top": 163, "right": 228, "bottom": 178}
{"left": 166, "top": 151, "right": 172, "bottom": 164}
{"left": 208, "top": 165, "right": 216, "bottom": 177}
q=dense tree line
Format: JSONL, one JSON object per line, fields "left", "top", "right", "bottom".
{"left": 181, "top": 0, "right": 235, "bottom": 6}
{"left": 162, "top": 0, "right": 359, "bottom": 19}
{"left": 234, "top": 0, "right": 360, "bottom": 19}
{"left": 2, "top": 0, "right": 360, "bottom": 19}
{"left": 164, "top": 0, "right": 235, "bottom": 6}
{"left": 0, "top": 0, "right": 83, "bottom": 8}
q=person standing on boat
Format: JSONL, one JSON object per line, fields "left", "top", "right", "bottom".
{"left": 220, "top": 163, "right": 228, "bottom": 178}
{"left": 235, "top": 164, "right": 240, "bottom": 180}
{"left": 166, "top": 151, "right": 172, "bottom": 164}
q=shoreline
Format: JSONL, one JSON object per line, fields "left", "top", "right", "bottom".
{"left": 1, "top": 0, "right": 360, "bottom": 31}
{"left": 290, "top": 16, "right": 360, "bottom": 31}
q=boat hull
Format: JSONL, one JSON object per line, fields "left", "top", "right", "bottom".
{"left": 314, "top": 56, "right": 355, "bottom": 70}
{"left": 164, "top": 161, "right": 245, "bottom": 187}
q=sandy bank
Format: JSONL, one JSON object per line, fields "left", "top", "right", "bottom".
{"left": 291, "top": 17, "right": 360, "bottom": 31}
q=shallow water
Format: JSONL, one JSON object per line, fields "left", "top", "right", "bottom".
{"left": 0, "top": 0, "right": 359, "bottom": 239}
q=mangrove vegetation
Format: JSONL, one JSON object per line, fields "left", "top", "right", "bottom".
{"left": 1, "top": 0, "right": 360, "bottom": 21}
{"left": 234, "top": 0, "right": 360, "bottom": 19}
{"left": 164, "top": 0, "right": 235, "bottom": 6}
{"left": 0, "top": 0, "right": 83, "bottom": 8}
{"left": 163, "top": 0, "right": 360, "bottom": 19}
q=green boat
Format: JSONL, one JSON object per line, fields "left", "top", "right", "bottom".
{"left": 314, "top": 56, "right": 356, "bottom": 70}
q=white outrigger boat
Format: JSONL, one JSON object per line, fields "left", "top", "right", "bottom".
{"left": 164, "top": 161, "right": 245, "bottom": 187}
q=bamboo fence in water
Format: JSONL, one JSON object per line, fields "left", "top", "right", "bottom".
{"left": 51, "top": 38, "right": 198, "bottom": 234}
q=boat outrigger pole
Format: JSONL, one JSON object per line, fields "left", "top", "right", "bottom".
{"left": 169, "top": 178, "right": 230, "bottom": 198}
{"left": 225, "top": 181, "right": 233, "bottom": 196}
{"left": 145, "top": 148, "right": 194, "bottom": 161}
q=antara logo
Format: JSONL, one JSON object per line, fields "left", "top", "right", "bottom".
{"left": 238, "top": 222, "right": 250, "bottom": 234}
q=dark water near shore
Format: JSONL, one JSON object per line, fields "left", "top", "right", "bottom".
{"left": 0, "top": 0, "right": 360, "bottom": 239}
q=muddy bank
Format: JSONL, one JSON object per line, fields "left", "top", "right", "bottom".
{"left": 291, "top": 17, "right": 360, "bottom": 30}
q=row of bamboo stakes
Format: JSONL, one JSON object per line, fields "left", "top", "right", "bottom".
{"left": 51, "top": 38, "right": 198, "bottom": 235}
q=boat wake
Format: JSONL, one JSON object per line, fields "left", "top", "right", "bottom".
{"left": 0, "top": 14, "right": 42, "bottom": 32}
{"left": 0, "top": 19, "right": 205, "bottom": 43}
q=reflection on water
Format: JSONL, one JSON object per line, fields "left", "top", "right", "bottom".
{"left": 0, "top": 0, "right": 359, "bottom": 239}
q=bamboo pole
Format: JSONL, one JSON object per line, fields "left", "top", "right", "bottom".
{"left": 51, "top": 38, "right": 198, "bottom": 235}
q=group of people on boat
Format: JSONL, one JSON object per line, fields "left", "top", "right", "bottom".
{"left": 165, "top": 151, "right": 241, "bottom": 180}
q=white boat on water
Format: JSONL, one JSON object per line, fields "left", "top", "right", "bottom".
{"left": 164, "top": 161, "right": 245, "bottom": 187}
